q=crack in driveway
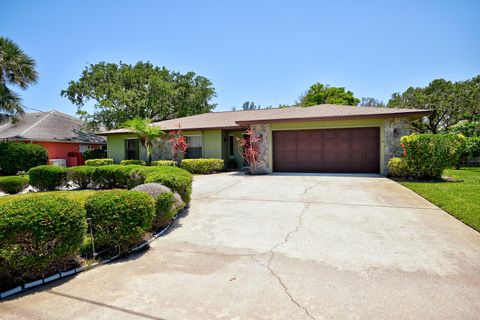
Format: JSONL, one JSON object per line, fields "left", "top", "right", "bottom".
{"left": 252, "top": 202, "right": 315, "bottom": 320}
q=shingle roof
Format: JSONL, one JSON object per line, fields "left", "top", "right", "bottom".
{"left": 0, "top": 110, "right": 106, "bottom": 144}
{"left": 97, "top": 104, "right": 430, "bottom": 134}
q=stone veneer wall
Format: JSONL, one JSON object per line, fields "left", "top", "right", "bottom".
{"left": 151, "top": 137, "right": 174, "bottom": 160}
{"left": 250, "top": 124, "right": 271, "bottom": 174}
{"left": 384, "top": 118, "right": 410, "bottom": 174}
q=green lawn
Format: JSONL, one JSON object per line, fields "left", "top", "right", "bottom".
{"left": 0, "top": 190, "right": 97, "bottom": 205}
{"left": 400, "top": 168, "right": 480, "bottom": 232}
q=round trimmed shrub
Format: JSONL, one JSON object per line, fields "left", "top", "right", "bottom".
{"left": 180, "top": 158, "right": 224, "bottom": 174}
{"left": 120, "top": 159, "right": 146, "bottom": 166}
{"left": 29, "top": 165, "right": 67, "bottom": 191}
{"left": 151, "top": 160, "right": 177, "bottom": 167}
{"left": 0, "top": 196, "right": 86, "bottom": 283}
{"left": 82, "top": 149, "right": 107, "bottom": 161}
{"left": 0, "top": 141, "right": 48, "bottom": 175}
{"left": 85, "top": 158, "right": 114, "bottom": 166}
{"left": 132, "top": 182, "right": 184, "bottom": 211}
{"left": 91, "top": 165, "right": 143, "bottom": 189}
{"left": 67, "top": 166, "right": 95, "bottom": 189}
{"left": 387, "top": 157, "right": 410, "bottom": 178}
{"left": 84, "top": 190, "right": 155, "bottom": 251}
{"left": 145, "top": 172, "right": 192, "bottom": 203}
{"left": 153, "top": 193, "right": 175, "bottom": 230}
{"left": 0, "top": 175, "right": 29, "bottom": 194}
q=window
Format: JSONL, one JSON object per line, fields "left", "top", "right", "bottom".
{"left": 229, "top": 135, "right": 234, "bottom": 157}
{"left": 186, "top": 136, "right": 202, "bottom": 159}
{"left": 125, "top": 139, "right": 140, "bottom": 160}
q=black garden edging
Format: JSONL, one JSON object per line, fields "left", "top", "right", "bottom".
{"left": 0, "top": 208, "right": 185, "bottom": 300}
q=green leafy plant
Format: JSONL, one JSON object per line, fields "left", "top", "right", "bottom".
{"left": 84, "top": 190, "right": 155, "bottom": 252}
{"left": 387, "top": 157, "right": 410, "bottom": 178}
{"left": 0, "top": 196, "right": 86, "bottom": 284}
{"left": 153, "top": 192, "right": 175, "bottom": 230}
{"left": 151, "top": 160, "right": 177, "bottom": 167}
{"left": 91, "top": 165, "right": 143, "bottom": 189}
{"left": 67, "top": 166, "right": 95, "bottom": 189}
{"left": 28, "top": 165, "right": 67, "bottom": 191}
{"left": 122, "top": 117, "right": 165, "bottom": 165}
{"left": 82, "top": 149, "right": 107, "bottom": 160}
{"left": 145, "top": 172, "right": 192, "bottom": 203}
{"left": 180, "top": 158, "right": 224, "bottom": 174}
{"left": 400, "top": 134, "right": 465, "bottom": 179}
{"left": 0, "top": 142, "right": 48, "bottom": 175}
{"left": 85, "top": 158, "right": 114, "bottom": 166}
{"left": 0, "top": 175, "right": 29, "bottom": 194}
{"left": 120, "top": 159, "right": 146, "bottom": 166}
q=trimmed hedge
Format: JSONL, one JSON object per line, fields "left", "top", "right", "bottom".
{"left": 0, "top": 141, "right": 48, "bottom": 175}
{"left": 145, "top": 171, "right": 192, "bottom": 203}
{"left": 0, "top": 196, "right": 86, "bottom": 283}
{"left": 0, "top": 175, "right": 29, "bottom": 194}
{"left": 91, "top": 165, "right": 143, "bottom": 189}
{"left": 180, "top": 158, "right": 224, "bottom": 174}
{"left": 401, "top": 134, "right": 465, "bottom": 179}
{"left": 67, "top": 166, "right": 95, "bottom": 189}
{"left": 84, "top": 190, "right": 155, "bottom": 251}
{"left": 85, "top": 158, "right": 114, "bottom": 166}
{"left": 151, "top": 160, "right": 177, "bottom": 167}
{"left": 29, "top": 165, "right": 67, "bottom": 191}
{"left": 120, "top": 160, "right": 146, "bottom": 166}
{"left": 82, "top": 149, "right": 107, "bottom": 161}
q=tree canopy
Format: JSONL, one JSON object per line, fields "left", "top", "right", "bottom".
{"left": 387, "top": 76, "right": 480, "bottom": 133}
{"left": 61, "top": 61, "right": 216, "bottom": 130}
{"left": 299, "top": 83, "right": 360, "bottom": 107}
{"left": 359, "top": 97, "right": 385, "bottom": 108}
{"left": 0, "top": 37, "right": 38, "bottom": 116}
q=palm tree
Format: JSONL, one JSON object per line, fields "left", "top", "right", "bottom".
{"left": 123, "top": 117, "right": 164, "bottom": 165}
{"left": 0, "top": 37, "right": 38, "bottom": 116}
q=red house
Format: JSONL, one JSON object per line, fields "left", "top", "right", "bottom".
{"left": 0, "top": 110, "right": 106, "bottom": 166}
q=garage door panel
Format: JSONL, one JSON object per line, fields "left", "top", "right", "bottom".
{"left": 273, "top": 127, "right": 379, "bottom": 173}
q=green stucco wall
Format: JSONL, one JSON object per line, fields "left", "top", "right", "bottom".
{"left": 201, "top": 130, "right": 223, "bottom": 158}
{"left": 107, "top": 134, "right": 147, "bottom": 164}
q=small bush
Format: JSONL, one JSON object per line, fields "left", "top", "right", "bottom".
{"left": 82, "top": 149, "right": 107, "bottom": 161}
{"left": 0, "top": 176, "right": 29, "bottom": 194}
{"left": 91, "top": 165, "right": 143, "bottom": 189}
{"left": 84, "top": 190, "right": 155, "bottom": 251}
{"left": 145, "top": 172, "right": 192, "bottom": 203}
{"left": 67, "top": 166, "right": 95, "bottom": 189}
{"left": 0, "top": 141, "right": 48, "bottom": 175}
{"left": 151, "top": 160, "right": 177, "bottom": 167}
{"left": 0, "top": 196, "right": 86, "bottom": 283}
{"left": 153, "top": 193, "right": 175, "bottom": 230}
{"left": 387, "top": 157, "right": 410, "bottom": 178}
{"left": 180, "top": 158, "right": 224, "bottom": 174}
{"left": 401, "top": 134, "right": 465, "bottom": 179}
{"left": 120, "top": 159, "right": 146, "bottom": 166}
{"left": 29, "top": 165, "right": 67, "bottom": 191}
{"left": 85, "top": 158, "right": 114, "bottom": 166}
{"left": 132, "top": 182, "right": 184, "bottom": 211}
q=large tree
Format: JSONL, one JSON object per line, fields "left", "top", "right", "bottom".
{"left": 0, "top": 37, "right": 38, "bottom": 116}
{"left": 298, "top": 82, "right": 360, "bottom": 107}
{"left": 61, "top": 61, "right": 216, "bottom": 129}
{"left": 359, "top": 97, "right": 385, "bottom": 108}
{"left": 387, "top": 77, "right": 479, "bottom": 133}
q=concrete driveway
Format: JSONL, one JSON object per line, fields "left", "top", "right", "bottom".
{"left": 1, "top": 173, "right": 480, "bottom": 319}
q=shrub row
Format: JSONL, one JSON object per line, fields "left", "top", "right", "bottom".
{"left": 151, "top": 160, "right": 177, "bottom": 167}
{"left": 180, "top": 158, "right": 224, "bottom": 174}
{"left": 120, "top": 159, "right": 146, "bottom": 166}
{"left": 0, "top": 184, "right": 185, "bottom": 285}
{"left": 0, "top": 176, "right": 29, "bottom": 194}
{"left": 85, "top": 158, "right": 114, "bottom": 166}
{"left": 388, "top": 133, "right": 465, "bottom": 179}
{"left": 82, "top": 149, "right": 107, "bottom": 161}
{"left": 0, "top": 141, "right": 48, "bottom": 175}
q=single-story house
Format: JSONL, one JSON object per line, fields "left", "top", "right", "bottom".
{"left": 0, "top": 110, "right": 106, "bottom": 166}
{"left": 97, "top": 104, "right": 429, "bottom": 174}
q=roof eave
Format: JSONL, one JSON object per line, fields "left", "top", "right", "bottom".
{"left": 235, "top": 111, "right": 431, "bottom": 126}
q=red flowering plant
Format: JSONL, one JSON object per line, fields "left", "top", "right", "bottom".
{"left": 169, "top": 127, "right": 187, "bottom": 163}
{"left": 236, "top": 127, "right": 262, "bottom": 174}
{"left": 401, "top": 143, "right": 406, "bottom": 157}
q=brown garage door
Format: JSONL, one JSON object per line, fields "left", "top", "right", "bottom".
{"left": 273, "top": 127, "right": 380, "bottom": 173}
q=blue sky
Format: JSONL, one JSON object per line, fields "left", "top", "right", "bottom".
{"left": 1, "top": 0, "right": 479, "bottom": 115}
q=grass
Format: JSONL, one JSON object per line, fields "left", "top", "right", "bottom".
{"left": 400, "top": 167, "right": 480, "bottom": 232}
{"left": 0, "top": 190, "right": 97, "bottom": 205}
